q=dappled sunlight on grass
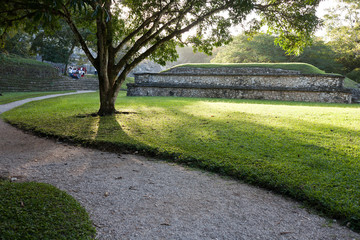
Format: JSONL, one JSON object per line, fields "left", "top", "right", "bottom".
{"left": 113, "top": 96, "right": 360, "bottom": 224}
{"left": 2, "top": 92, "right": 360, "bottom": 230}
{"left": 116, "top": 101, "right": 359, "bottom": 193}
{"left": 89, "top": 116, "right": 100, "bottom": 140}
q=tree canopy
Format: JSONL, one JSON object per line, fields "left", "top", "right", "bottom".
{"left": 0, "top": 0, "right": 321, "bottom": 115}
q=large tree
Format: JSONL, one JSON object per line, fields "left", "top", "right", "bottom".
{"left": 0, "top": 0, "right": 321, "bottom": 115}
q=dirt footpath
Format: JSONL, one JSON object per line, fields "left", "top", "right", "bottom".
{"left": 1, "top": 96, "right": 359, "bottom": 240}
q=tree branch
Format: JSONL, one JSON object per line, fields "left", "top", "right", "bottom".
{"left": 61, "top": 4, "right": 96, "bottom": 67}
{"left": 114, "top": 1, "right": 197, "bottom": 74}
{"left": 113, "top": 0, "right": 177, "bottom": 55}
{"left": 112, "top": 2, "right": 231, "bottom": 91}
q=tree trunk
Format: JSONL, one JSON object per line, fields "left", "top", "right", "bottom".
{"left": 95, "top": 1, "right": 124, "bottom": 116}
{"left": 97, "top": 71, "right": 115, "bottom": 115}
{"left": 98, "top": 89, "right": 117, "bottom": 116}
{"left": 63, "top": 43, "right": 76, "bottom": 75}
{"left": 96, "top": 69, "right": 122, "bottom": 116}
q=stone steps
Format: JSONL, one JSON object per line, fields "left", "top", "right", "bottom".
{"left": 350, "top": 89, "right": 360, "bottom": 104}
{"left": 0, "top": 76, "right": 99, "bottom": 92}
{"left": 0, "top": 60, "right": 99, "bottom": 92}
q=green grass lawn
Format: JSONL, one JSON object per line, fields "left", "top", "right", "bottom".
{"left": 0, "top": 180, "right": 95, "bottom": 239}
{"left": 0, "top": 92, "right": 73, "bottom": 105}
{"left": 164, "top": 62, "right": 331, "bottom": 75}
{"left": 1, "top": 92, "right": 360, "bottom": 231}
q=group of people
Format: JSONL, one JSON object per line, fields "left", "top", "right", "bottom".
{"left": 68, "top": 66, "right": 87, "bottom": 79}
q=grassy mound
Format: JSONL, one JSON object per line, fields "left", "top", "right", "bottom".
{"left": 344, "top": 78, "right": 360, "bottom": 89}
{"left": 1, "top": 92, "right": 360, "bottom": 231}
{"left": 347, "top": 68, "right": 360, "bottom": 83}
{"left": 164, "top": 62, "right": 331, "bottom": 75}
{"left": 0, "top": 54, "right": 52, "bottom": 67}
{"left": 0, "top": 54, "right": 59, "bottom": 82}
{"left": 0, "top": 180, "right": 95, "bottom": 239}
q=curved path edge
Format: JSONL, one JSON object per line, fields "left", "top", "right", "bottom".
{"left": 0, "top": 92, "right": 359, "bottom": 240}
{"left": 0, "top": 91, "right": 95, "bottom": 114}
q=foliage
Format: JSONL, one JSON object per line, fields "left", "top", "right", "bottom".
{"left": 165, "top": 62, "right": 327, "bottom": 74}
{"left": 0, "top": 0, "right": 321, "bottom": 115}
{"left": 324, "top": 0, "right": 360, "bottom": 73}
{"left": 295, "top": 40, "right": 344, "bottom": 74}
{"left": 121, "top": 77, "right": 135, "bottom": 90}
{"left": 31, "top": 33, "right": 74, "bottom": 65}
{"left": 0, "top": 31, "right": 32, "bottom": 57}
{"left": 211, "top": 34, "right": 344, "bottom": 74}
{"left": 212, "top": 34, "right": 288, "bottom": 63}
{"left": 347, "top": 68, "right": 360, "bottom": 83}
{"left": 0, "top": 180, "right": 96, "bottom": 239}
{"left": 1, "top": 92, "right": 360, "bottom": 231}
{"left": 30, "top": 20, "right": 93, "bottom": 73}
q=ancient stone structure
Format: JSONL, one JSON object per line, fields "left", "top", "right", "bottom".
{"left": 127, "top": 66, "right": 353, "bottom": 103}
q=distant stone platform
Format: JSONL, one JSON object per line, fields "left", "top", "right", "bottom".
{"left": 127, "top": 66, "right": 353, "bottom": 104}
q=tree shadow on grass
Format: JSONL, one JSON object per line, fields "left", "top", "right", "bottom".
{"left": 93, "top": 114, "right": 149, "bottom": 154}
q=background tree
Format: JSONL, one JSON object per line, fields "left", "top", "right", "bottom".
{"left": 0, "top": 0, "right": 321, "bottom": 115}
{"left": 1, "top": 31, "right": 32, "bottom": 57}
{"left": 31, "top": 22, "right": 79, "bottom": 75}
{"left": 212, "top": 34, "right": 343, "bottom": 74}
{"left": 211, "top": 34, "right": 288, "bottom": 63}
{"left": 324, "top": 0, "right": 360, "bottom": 73}
{"left": 30, "top": 20, "right": 95, "bottom": 75}
{"left": 295, "top": 39, "right": 344, "bottom": 74}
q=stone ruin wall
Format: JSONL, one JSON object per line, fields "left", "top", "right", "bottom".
{"left": 127, "top": 67, "right": 352, "bottom": 104}
{"left": 129, "top": 86, "right": 351, "bottom": 103}
{"left": 135, "top": 74, "right": 344, "bottom": 91}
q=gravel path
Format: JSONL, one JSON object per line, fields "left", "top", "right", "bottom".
{"left": 1, "top": 94, "right": 359, "bottom": 240}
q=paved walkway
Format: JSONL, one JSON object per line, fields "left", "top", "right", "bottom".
{"left": 1, "top": 93, "right": 359, "bottom": 240}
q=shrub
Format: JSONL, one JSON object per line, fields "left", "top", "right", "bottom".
{"left": 347, "top": 68, "right": 360, "bottom": 83}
